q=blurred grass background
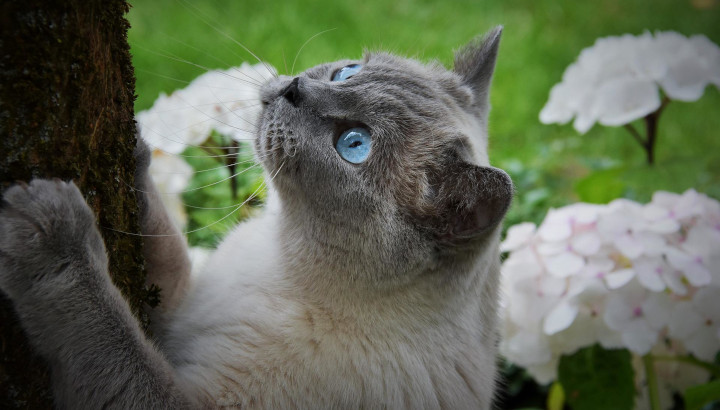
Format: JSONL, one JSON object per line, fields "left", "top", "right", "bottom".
{"left": 127, "top": 0, "right": 720, "bottom": 407}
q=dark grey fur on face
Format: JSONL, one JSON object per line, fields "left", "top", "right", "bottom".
{"left": 257, "top": 27, "right": 512, "bottom": 290}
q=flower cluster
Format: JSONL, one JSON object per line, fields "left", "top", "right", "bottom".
{"left": 136, "top": 62, "right": 276, "bottom": 228}
{"left": 137, "top": 62, "right": 276, "bottom": 153}
{"left": 147, "top": 150, "right": 193, "bottom": 230}
{"left": 500, "top": 189, "right": 720, "bottom": 383}
{"left": 539, "top": 31, "right": 720, "bottom": 133}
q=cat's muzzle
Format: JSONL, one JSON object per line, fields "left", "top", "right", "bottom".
{"left": 258, "top": 104, "right": 299, "bottom": 170}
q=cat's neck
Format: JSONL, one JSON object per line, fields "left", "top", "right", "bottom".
{"left": 275, "top": 205, "right": 503, "bottom": 328}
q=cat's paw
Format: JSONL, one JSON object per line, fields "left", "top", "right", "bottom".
{"left": 0, "top": 179, "right": 106, "bottom": 300}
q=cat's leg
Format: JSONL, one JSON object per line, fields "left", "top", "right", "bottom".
{"left": 0, "top": 179, "right": 192, "bottom": 409}
{"left": 134, "top": 138, "right": 192, "bottom": 319}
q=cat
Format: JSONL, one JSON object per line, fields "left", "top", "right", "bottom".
{"left": 0, "top": 27, "right": 512, "bottom": 409}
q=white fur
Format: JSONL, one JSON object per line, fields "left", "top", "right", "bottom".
{"left": 159, "top": 204, "right": 501, "bottom": 408}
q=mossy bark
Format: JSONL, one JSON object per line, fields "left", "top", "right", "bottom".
{"left": 0, "top": 1, "right": 148, "bottom": 407}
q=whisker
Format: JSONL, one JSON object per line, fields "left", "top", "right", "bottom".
{"left": 130, "top": 162, "right": 264, "bottom": 195}
{"left": 138, "top": 97, "right": 260, "bottom": 150}
{"left": 135, "top": 45, "right": 262, "bottom": 89}
{"left": 149, "top": 101, "right": 263, "bottom": 115}
{"left": 150, "top": 157, "right": 259, "bottom": 176}
{"left": 196, "top": 81, "right": 260, "bottom": 130}
{"left": 145, "top": 141, "right": 254, "bottom": 158}
{"left": 136, "top": 68, "right": 262, "bottom": 93}
{"left": 176, "top": 0, "right": 277, "bottom": 80}
{"left": 139, "top": 121, "right": 256, "bottom": 152}
{"left": 104, "top": 161, "right": 284, "bottom": 237}
{"left": 160, "top": 34, "right": 265, "bottom": 87}
{"left": 181, "top": 162, "right": 282, "bottom": 235}
{"left": 291, "top": 28, "right": 337, "bottom": 75}
{"left": 282, "top": 50, "right": 289, "bottom": 77}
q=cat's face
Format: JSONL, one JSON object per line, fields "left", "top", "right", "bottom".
{"left": 255, "top": 29, "right": 512, "bottom": 289}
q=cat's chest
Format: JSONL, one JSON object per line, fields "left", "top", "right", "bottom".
{"left": 164, "top": 280, "right": 494, "bottom": 409}
{"left": 161, "top": 212, "right": 496, "bottom": 408}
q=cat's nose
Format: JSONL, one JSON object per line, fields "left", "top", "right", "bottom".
{"left": 281, "top": 77, "right": 301, "bottom": 106}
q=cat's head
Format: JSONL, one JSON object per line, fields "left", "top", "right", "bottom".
{"left": 255, "top": 28, "right": 512, "bottom": 291}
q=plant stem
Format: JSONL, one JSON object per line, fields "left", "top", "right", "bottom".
{"left": 624, "top": 97, "right": 670, "bottom": 166}
{"left": 643, "top": 354, "right": 662, "bottom": 410}
{"left": 226, "top": 140, "right": 239, "bottom": 200}
{"left": 652, "top": 354, "right": 720, "bottom": 378}
{"left": 624, "top": 123, "right": 646, "bottom": 149}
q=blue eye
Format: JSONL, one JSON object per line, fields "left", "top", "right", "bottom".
{"left": 336, "top": 127, "right": 371, "bottom": 164}
{"left": 332, "top": 64, "right": 362, "bottom": 81}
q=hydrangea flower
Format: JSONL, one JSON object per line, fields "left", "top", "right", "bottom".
{"left": 137, "top": 62, "right": 276, "bottom": 153}
{"left": 539, "top": 31, "right": 720, "bottom": 134}
{"left": 136, "top": 62, "right": 276, "bottom": 227}
{"left": 147, "top": 150, "right": 193, "bottom": 229}
{"left": 500, "top": 189, "right": 720, "bottom": 383}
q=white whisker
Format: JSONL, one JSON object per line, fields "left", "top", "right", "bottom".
{"left": 160, "top": 33, "right": 266, "bottom": 87}
{"left": 176, "top": 0, "right": 277, "bottom": 80}
{"left": 136, "top": 45, "right": 262, "bottom": 89}
{"left": 149, "top": 101, "right": 263, "bottom": 115}
{"left": 138, "top": 162, "right": 264, "bottom": 195}
{"left": 291, "top": 28, "right": 336, "bottom": 75}
{"left": 150, "top": 157, "right": 259, "bottom": 176}
{"left": 105, "top": 161, "right": 284, "bottom": 237}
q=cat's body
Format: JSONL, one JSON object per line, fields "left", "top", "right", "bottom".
{"left": 0, "top": 28, "right": 512, "bottom": 409}
{"left": 162, "top": 208, "right": 500, "bottom": 408}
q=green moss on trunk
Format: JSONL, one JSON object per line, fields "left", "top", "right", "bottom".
{"left": 0, "top": 0, "right": 148, "bottom": 407}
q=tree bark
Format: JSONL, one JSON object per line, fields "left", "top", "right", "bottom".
{"left": 0, "top": 1, "right": 149, "bottom": 407}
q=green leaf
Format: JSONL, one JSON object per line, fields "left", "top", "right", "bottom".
{"left": 558, "top": 345, "right": 634, "bottom": 410}
{"left": 573, "top": 167, "right": 626, "bottom": 204}
{"left": 547, "top": 381, "right": 565, "bottom": 410}
{"left": 685, "top": 379, "right": 720, "bottom": 410}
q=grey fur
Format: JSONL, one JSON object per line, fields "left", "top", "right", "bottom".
{"left": 0, "top": 29, "right": 512, "bottom": 409}
{"left": 0, "top": 179, "right": 190, "bottom": 409}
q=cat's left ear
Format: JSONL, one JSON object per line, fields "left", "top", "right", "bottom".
{"left": 453, "top": 26, "right": 502, "bottom": 111}
{"left": 429, "top": 161, "right": 513, "bottom": 244}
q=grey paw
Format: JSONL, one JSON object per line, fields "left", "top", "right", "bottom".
{"left": 0, "top": 179, "right": 106, "bottom": 300}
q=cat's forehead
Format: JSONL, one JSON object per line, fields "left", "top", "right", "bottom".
{"left": 301, "top": 53, "right": 464, "bottom": 90}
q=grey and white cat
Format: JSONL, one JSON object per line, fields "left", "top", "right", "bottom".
{"left": 0, "top": 27, "right": 512, "bottom": 409}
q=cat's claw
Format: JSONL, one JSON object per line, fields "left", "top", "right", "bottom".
{"left": 0, "top": 179, "right": 106, "bottom": 300}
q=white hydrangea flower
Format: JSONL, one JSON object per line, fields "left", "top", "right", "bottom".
{"left": 540, "top": 31, "right": 720, "bottom": 133}
{"left": 500, "top": 189, "right": 720, "bottom": 383}
{"left": 137, "top": 62, "right": 276, "bottom": 153}
{"left": 146, "top": 150, "right": 193, "bottom": 229}
{"left": 136, "top": 62, "right": 276, "bottom": 228}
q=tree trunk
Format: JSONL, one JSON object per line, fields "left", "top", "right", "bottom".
{"left": 0, "top": 1, "right": 149, "bottom": 407}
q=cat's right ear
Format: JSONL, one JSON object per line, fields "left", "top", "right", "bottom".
{"left": 453, "top": 26, "right": 503, "bottom": 112}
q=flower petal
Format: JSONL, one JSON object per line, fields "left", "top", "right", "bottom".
{"left": 544, "top": 300, "right": 580, "bottom": 335}
{"left": 604, "top": 268, "right": 635, "bottom": 289}
{"left": 666, "top": 248, "right": 712, "bottom": 287}
{"left": 544, "top": 252, "right": 585, "bottom": 278}
{"left": 501, "top": 222, "right": 537, "bottom": 252}
{"left": 571, "top": 232, "right": 602, "bottom": 256}
{"left": 595, "top": 78, "right": 661, "bottom": 126}
{"left": 634, "top": 258, "right": 667, "bottom": 292}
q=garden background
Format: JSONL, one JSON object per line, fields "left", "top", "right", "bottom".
{"left": 127, "top": 0, "right": 720, "bottom": 408}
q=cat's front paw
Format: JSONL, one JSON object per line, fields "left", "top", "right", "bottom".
{"left": 0, "top": 179, "right": 107, "bottom": 300}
